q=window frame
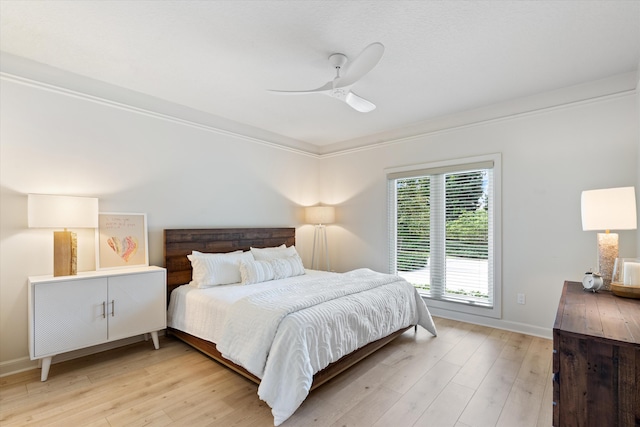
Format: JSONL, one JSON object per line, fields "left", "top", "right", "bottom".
{"left": 387, "top": 153, "right": 502, "bottom": 319}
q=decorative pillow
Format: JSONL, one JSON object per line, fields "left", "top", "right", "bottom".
{"left": 250, "top": 244, "right": 298, "bottom": 261}
{"left": 188, "top": 250, "right": 254, "bottom": 288}
{"left": 240, "top": 255, "right": 305, "bottom": 285}
{"left": 239, "top": 259, "right": 276, "bottom": 285}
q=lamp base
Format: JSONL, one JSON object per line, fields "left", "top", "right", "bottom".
{"left": 311, "top": 225, "right": 330, "bottom": 271}
{"left": 54, "top": 230, "right": 77, "bottom": 277}
{"left": 596, "top": 232, "right": 618, "bottom": 290}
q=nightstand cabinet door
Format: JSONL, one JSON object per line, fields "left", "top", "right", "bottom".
{"left": 107, "top": 270, "right": 166, "bottom": 341}
{"left": 33, "top": 277, "right": 108, "bottom": 357}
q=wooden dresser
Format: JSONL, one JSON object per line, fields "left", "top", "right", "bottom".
{"left": 553, "top": 280, "right": 640, "bottom": 426}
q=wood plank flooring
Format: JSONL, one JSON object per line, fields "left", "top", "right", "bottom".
{"left": 0, "top": 317, "right": 553, "bottom": 426}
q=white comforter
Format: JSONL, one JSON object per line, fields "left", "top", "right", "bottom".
{"left": 215, "top": 268, "right": 437, "bottom": 425}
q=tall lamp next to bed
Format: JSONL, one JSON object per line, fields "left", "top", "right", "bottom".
{"left": 305, "top": 206, "right": 335, "bottom": 271}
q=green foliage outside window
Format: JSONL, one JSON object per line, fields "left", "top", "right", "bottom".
{"left": 396, "top": 177, "right": 430, "bottom": 271}
{"left": 396, "top": 170, "right": 488, "bottom": 271}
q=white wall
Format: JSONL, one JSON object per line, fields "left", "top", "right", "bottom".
{"left": 320, "top": 93, "right": 639, "bottom": 337}
{"left": 0, "top": 76, "right": 320, "bottom": 374}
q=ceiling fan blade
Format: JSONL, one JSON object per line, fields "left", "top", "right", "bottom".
{"left": 345, "top": 91, "right": 376, "bottom": 113}
{"left": 267, "top": 80, "right": 334, "bottom": 94}
{"left": 334, "top": 42, "right": 385, "bottom": 88}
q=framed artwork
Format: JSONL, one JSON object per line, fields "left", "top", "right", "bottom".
{"left": 96, "top": 212, "right": 149, "bottom": 270}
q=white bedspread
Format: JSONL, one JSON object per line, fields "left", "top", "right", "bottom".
{"left": 167, "top": 269, "right": 437, "bottom": 426}
{"left": 218, "top": 268, "right": 436, "bottom": 425}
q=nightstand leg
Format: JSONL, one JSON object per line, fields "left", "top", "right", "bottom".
{"left": 151, "top": 331, "right": 159, "bottom": 349}
{"left": 40, "top": 356, "right": 52, "bottom": 381}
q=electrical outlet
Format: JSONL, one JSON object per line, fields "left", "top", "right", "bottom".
{"left": 517, "top": 293, "right": 526, "bottom": 305}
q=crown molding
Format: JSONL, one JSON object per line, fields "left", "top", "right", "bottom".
{"left": 0, "top": 52, "right": 321, "bottom": 158}
{"left": 320, "top": 71, "right": 638, "bottom": 157}
{"left": 2, "top": 52, "right": 636, "bottom": 160}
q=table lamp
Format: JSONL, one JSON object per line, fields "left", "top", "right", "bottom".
{"left": 305, "top": 206, "right": 335, "bottom": 271}
{"left": 581, "top": 186, "right": 637, "bottom": 289}
{"left": 28, "top": 194, "right": 99, "bottom": 276}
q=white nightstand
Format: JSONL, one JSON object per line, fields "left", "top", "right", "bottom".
{"left": 28, "top": 266, "right": 167, "bottom": 381}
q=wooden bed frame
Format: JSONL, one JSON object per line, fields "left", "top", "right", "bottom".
{"left": 164, "top": 227, "right": 412, "bottom": 391}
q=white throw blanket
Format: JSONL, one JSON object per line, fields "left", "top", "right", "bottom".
{"left": 216, "top": 268, "right": 437, "bottom": 425}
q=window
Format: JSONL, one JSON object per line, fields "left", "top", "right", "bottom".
{"left": 387, "top": 154, "right": 501, "bottom": 318}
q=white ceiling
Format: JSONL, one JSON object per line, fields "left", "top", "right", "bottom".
{"left": 1, "top": 1, "right": 639, "bottom": 154}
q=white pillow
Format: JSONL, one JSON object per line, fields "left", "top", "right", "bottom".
{"left": 239, "top": 259, "right": 275, "bottom": 285}
{"left": 250, "top": 244, "right": 298, "bottom": 261}
{"left": 188, "top": 250, "right": 254, "bottom": 288}
{"left": 240, "top": 255, "right": 305, "bottom": 285}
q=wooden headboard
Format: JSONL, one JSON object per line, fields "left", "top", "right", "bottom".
{"left": 164, "top": 228, "right": 296, "bottom": 297}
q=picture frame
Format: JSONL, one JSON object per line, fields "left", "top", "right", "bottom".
{"left": 96, "top": 212, "right": 149, "bottom": 270}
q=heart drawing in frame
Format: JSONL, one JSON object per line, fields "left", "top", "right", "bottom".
{"left": 107, "top": 236, "right": 139, "bottom": 262}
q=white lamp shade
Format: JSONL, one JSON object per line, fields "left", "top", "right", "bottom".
{"left": 28, "top": 194, "right": 99, "bottom": 228}
{"left": 305, "top": 206, "right": 335, "bottom": 225}
{"left": 581, "top": 186, "right": 637, "bottom": 231}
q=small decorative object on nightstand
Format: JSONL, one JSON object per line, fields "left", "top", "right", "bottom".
{"left": 581, "top": 271, "right": 603, "bottom": 292}
{"left": 611, "top": 257, "right": 640, "bottom": 298}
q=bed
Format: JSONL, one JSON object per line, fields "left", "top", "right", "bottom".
{"left": 165, "top": 227, "right": 437, "bottom": 425}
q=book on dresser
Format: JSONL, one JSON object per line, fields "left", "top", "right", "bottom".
{"left": 28, "top": 265, "right": 167, "bottom": 381}
{"left": 552, "top": 280, "right": 640, "bottom": 427}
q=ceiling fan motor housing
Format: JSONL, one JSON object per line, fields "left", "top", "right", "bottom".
{"left": 329, "top": 53, "right": 348, "bottom": 70}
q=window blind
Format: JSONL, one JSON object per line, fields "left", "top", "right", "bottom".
{"left": 389, "top": 160, "right": 496, "bottom": 310}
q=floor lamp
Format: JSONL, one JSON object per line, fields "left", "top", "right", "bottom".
{"left": 306, "top": 206, "right": 335, "bottom": 271}
{"left": 581, "top": 186, "right": 637, "bottom": 289}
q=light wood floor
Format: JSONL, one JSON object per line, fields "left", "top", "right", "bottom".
{"left": 0, "top": 317, "right": 553, "bottom": 426}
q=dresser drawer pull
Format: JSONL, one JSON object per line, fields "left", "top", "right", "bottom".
{"left": 111, "top": 300, "right": 115, "bottom": 317}
{"left": 102, "top": 301, "right": 106, "bottom": 319}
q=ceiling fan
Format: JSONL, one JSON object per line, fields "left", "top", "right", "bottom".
{"left": 269, "top": 42, "right": 385, "bottom": 113}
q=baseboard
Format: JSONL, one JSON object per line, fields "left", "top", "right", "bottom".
{"left": 0, "top": 331, "right": 165, "bottom": 378}
{"left": 429, "top": 308, "right": 553, "bottom": 340}
{"left": 0, "top": 356, "right": 36, "bottom": 377}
